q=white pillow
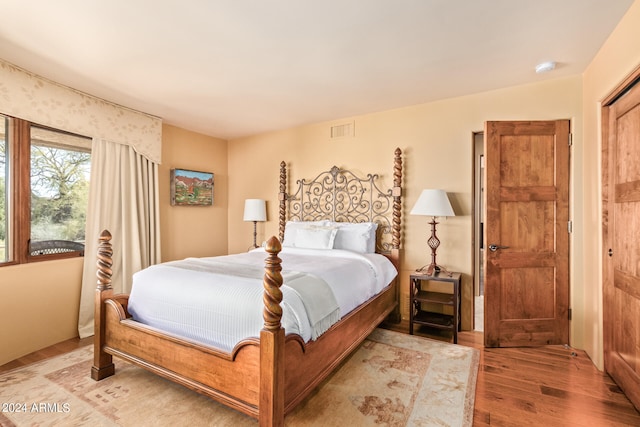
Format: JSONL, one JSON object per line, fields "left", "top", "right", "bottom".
{"left": 293, "top": 225, "right": 338, "bottom": 249}
{"left": 282, "top": 220, "right": 329, "bottom": 247}
{"left": 330, "top": 222, "right": 378, "bottom": 253}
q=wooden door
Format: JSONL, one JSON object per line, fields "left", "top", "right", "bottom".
{"left": 603, "top": 76, "right": 640, "bottom": 410}
{"left": 484, "top": 120, "right": 570, "bottom": 347}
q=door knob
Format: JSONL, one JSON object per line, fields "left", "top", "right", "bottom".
{"left": 488, "top": 244, "right": 510, "bottom": 252}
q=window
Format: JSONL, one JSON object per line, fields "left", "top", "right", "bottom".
{"left": 0, "top": 116, "right": 7, "bottom": 262}
{"left": 0, "top": 114, "right": 91, "bottom": 265}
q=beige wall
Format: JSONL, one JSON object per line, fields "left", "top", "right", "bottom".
{"left": 160, "top": 124, "right": 229, "bottom": 261}
{"left": 228, "top": 75, "right": 583, "bottom": 334}
{"left": 0, "top": 258, "right": 83, "bottom": 366}
{"left": 581, "top": 0, "right": 640, "bottom": 370}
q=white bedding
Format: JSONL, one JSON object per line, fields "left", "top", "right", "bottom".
{"left": 127, "top": 247, "right": 397, "bottom": 352}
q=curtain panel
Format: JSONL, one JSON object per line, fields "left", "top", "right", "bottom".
{"left": 78, "top": 139, "right": 161, "bottom": 338}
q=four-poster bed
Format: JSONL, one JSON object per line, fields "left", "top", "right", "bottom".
{"left": 91, "top": 148, "right": 403, "bottom": 426}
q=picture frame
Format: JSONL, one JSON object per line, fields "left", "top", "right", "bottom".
{"left": 170, "top": 168, "right": 214, "bottom": 206}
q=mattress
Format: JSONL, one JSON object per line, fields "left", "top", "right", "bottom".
{"left": 127, "top": 247, "right": 397, "bottom": 352}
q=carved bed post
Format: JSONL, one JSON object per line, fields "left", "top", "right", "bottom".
{"left": 91, "top": 229, "right": 116, "bottom": 380}
{"left": 278, "top": 161, "right": 287, "bottom": 243}
{"left": 392, "top": 147, "right": 403, "bottom": 256}
{"left": 260, "top": 236, "right": 285, "bottom": 427}
{"left": 390, "top": 148, "right": 403, "bottom": 323}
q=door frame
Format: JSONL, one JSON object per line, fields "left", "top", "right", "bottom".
{"left": 472, "top": 131, "right": 484, "bottom": 332}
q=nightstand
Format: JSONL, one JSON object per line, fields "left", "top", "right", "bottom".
{"left": 409, "top": 271, "right": 461, "bottom": 343}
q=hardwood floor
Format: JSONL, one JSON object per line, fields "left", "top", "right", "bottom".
{"left": 384, "top": 322, "right": 640, "bottom": 426}
{"left": 457, "top": 331, "right": 640, "bottom": 426}
{"left": 2, "top": 329, "right": 639, "bottom": 426}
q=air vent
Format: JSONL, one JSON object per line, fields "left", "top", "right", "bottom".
{"left": 330, "top": 121, "right": 355, "bottom": 138}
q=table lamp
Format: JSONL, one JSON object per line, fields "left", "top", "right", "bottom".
{"left": 243, "top": 199, "right": 267, "bottom": 249}
{"left": 410, "top": 189, "right": 455, "bottom": 276}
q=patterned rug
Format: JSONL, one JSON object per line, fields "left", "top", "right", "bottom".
{"left": 0, "top": 329, "right": 478, "bottom": 426}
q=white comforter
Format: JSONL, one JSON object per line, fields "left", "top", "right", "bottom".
{"left": 128, "top": 247, "right": 397, "bottom": 352}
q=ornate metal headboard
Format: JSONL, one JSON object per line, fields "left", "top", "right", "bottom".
{"left": 278, "top": 148, "right": 403, "bottom": 254}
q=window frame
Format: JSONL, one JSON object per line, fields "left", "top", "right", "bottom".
{"left": 1, "top": 116, "right": 90, "bottom": 266}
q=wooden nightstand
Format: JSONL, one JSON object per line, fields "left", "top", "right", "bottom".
{"left": 409, "top": 271, "right": 461, "bottom": 343}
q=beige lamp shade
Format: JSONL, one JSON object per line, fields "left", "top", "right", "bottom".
{"left": 410, "top": 189, "right": 454, "bottom": 217}
{"left": 243, "top": 199, "right": 267, "bottom": 222}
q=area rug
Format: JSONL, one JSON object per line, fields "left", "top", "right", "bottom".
{"left": 0, "top": 329, "right": 478, "bottom": 426}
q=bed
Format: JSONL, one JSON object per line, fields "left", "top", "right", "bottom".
{"left": 91, "top": 148, "right": 403, "bottom": 426}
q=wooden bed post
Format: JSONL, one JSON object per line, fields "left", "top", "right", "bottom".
{"left": 392, "top": 147, "right": 403, "bottom": 259}
{"left": 260, "top": 236, "right": 285, "bottom": 427}
{"left": 390, "top": 147, "right": 403, "bottom": 323}
{"left": 91, "top": 229, "right": 116, "bottom": 380}
{"left": 278, "top": 161, "right": 287, "bottom": 243}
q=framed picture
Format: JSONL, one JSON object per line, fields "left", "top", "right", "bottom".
{"left": 170, "top": 168, "right": 214, "bottom": 206}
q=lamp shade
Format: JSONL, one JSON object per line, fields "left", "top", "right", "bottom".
{"left": 410, "top": 189, "right": 455, "bottom": 217}
{"left": 243, "top": 199, "right": 267, "bottom": 222}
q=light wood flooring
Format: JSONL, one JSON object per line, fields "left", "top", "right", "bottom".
{"left": 2, "top": 328, "right": 639, "bottom": 426}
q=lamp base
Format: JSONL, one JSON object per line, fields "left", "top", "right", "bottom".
{"left": 417, "top": 217, "right": 452, "bottom": 276}
{"left": 247, "top": 220, "right": 259, "bottom": 251}
{"left": 416, "top": 263, "right": 453, "bottom": 277}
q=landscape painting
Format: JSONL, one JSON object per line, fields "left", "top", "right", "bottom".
{"left": 170, "top": 168, "right": 214, "bottom": 206}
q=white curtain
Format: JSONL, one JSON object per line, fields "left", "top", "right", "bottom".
{"left": 78, "top": 138, "right": 161, "bottom": 338}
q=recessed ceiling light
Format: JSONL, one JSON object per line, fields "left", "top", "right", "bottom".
{"left": 535, "top": 61, "right": 556, "bottom": 74}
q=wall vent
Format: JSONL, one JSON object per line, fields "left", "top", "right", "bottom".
{"left": 330, "top": 121, "right": 355, "bottom": 138}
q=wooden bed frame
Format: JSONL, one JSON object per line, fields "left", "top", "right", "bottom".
{"left": 91, "top": 148, "right": 403, "bottom": 426}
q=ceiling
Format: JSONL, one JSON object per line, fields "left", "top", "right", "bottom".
{"left": 0, "top": 0, "right": 634, "bottom": 140}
